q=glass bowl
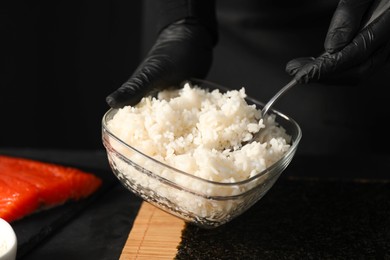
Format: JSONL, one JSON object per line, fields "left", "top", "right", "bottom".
{"left": 102, "top": 78, "right": 302, "bottom": 228}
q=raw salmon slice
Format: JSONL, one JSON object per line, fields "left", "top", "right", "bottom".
{"left": 0, "top": 175, "right": 39, "bottom": 223}
{"left": 0, "top": 155, "right": 103, "bottom": 223}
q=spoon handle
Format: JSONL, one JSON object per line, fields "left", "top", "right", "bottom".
{"left": 261, "top": 0, "right": 390, "bottom": 118}
{"left": 261, "top": 79, "right": 298, "bottom": 117}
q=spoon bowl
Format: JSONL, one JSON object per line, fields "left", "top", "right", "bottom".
{"left": 242, "top": 78, "right": 298, "bottom": 147}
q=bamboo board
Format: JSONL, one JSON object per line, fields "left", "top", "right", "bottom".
{"left": 120, "top": 202, "right": 185, "bottom": 259}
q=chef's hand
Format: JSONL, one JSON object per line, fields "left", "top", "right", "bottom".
{"left": 106, "top": 18, "right": 215, "bottom": 108}
{"left": 286, "top": 0, "right": 390, "bottom": 85}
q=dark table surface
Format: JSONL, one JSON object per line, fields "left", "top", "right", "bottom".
{"left": 1, "top": 148, "right": 389, "bottom": 259}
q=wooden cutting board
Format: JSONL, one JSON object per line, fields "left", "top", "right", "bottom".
{"left": 120, "top": 202, "right": 185, "bottom": 259}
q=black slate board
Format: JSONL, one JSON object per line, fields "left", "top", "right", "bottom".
{"left": 176, "top": 177, "right": 390, "bottom": 259}
{"left": 9, "top": 166, "right": 142, "bottom": 260}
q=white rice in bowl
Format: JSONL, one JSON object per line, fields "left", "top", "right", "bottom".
{"left": 105, "top": 82, "right": 292, "bottom": 222}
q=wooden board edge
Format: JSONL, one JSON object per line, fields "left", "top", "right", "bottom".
{"left": 120, "top": 202, "right": 185, "bottom": 259}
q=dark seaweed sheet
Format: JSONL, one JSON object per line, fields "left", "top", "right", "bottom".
{"left": 176, "top": 177, "right": 390, "bottom": 259}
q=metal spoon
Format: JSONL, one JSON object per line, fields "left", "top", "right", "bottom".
{"left": 245, "top": 0, "right": 390, "bottom": 146}
{"left": 243, "top": 78, "right": 298, "bottom": 145}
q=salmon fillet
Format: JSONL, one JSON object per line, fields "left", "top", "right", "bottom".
{"left": 0, "top": 155, "right": 103, "bottom": 223}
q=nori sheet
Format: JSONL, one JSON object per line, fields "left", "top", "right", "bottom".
{"left": 176, "top": 177, "right": 390, "bottom": 259}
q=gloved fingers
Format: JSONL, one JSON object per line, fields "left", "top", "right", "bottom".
{"left": 323, "top": 8, "right": 390, "bottom": 71}
{"left": 291, "top": 55, "right": 326, "bottom": 84}
{"left": 289, "top": 38, "right": 390, "bottom": 84}
{"left": 107, "top": 46, "right": 212, "bottom": 108}
{"left": 106, "top": 22, "right": 214, "bottom": 108}
{"left": 325, "top": 0, "right": 373, "bottom": 53}
{"left": 346, "top": 8, "right": 390, "bottom": 62}
{"left": 320, "top": 39, "right": 390, "bottom": 84}
{"left": 106, "top": 57, "right": 171, "bottom": 108}
{"left": 290, "top": 8, "right": 390, "bottom": 84}
{"left": 285, "top": 51, "right": 339, "bottom": 83}
{"left": 285, "top": 57, "right": 315, "bottom": 76}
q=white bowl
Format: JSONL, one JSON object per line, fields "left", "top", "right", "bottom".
{"left": 0, "top": 218, "right": 17, "bottom": 260}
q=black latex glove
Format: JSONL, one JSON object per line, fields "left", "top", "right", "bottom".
{"left": 105, "top": 18, "right": 215, "bottom": 108}
{"left": 286, "top": 0, "right": 390, "bottom": 85}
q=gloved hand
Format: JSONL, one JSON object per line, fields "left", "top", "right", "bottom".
{"left": 286, "top": 0, "right": 390, "bottom": 85}
{"left": 106, "top": 18, "right": 216, "bottom": 108}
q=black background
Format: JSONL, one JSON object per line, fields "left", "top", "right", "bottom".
{"left": 2, "top": 0, "right": 390, "bottom": 157}
{"left": 1, "top": 1, "right": 143, "bottom": 149}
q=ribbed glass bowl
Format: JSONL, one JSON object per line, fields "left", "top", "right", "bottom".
{"left": 102, "top": 79, "right": 302, "bottom": 228}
